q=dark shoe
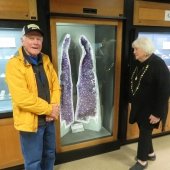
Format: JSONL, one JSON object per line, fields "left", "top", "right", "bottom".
{"left": 135, "top": 154, "right": 156, "bottom": 161}
{"left": 148, "top": 154, "right": 156, "bottom": 161}
{"left": 129, "top": 161, "right": 148, "bottom": 170}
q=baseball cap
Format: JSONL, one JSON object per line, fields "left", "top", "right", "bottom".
{"left": 22, "top": 24, "right": 44, "bottom": 36}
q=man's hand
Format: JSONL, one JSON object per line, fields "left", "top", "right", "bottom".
{"left": 46, "top": 104, "right": 60, "bottom": 122}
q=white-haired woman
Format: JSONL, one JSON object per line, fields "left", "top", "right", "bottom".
{"left": 129, "top": 37, "right": 170, "bottom": 170}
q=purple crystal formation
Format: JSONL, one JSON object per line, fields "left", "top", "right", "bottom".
{"left": 59, "top": 34, "right": 74, "bottom": 127}
{"left": 75, "top": 35, "right": 99, "bottom": 122}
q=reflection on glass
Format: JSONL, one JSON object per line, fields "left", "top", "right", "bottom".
{"left": 139, "top": 32, "right": 170, "bottom": 71}
{"left": 56, "top": 23, "right": 116, "bottom": 146}
{"left": 0, "top": 28, "right": 22, "bottom": 114}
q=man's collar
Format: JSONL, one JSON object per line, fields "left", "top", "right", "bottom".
{"left": 22, "top": 47, "right": 42, "bottom": 65}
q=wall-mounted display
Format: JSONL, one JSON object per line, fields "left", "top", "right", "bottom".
{"left": 0, "top": 28, "right": 22, "bottom": 114}
{"left": 138, "top": 32, "right": 170, "bottom": 70}
{"left": 57, "top": 23, "right": 115, "bottom": 146}
{"left": 50, "top": 18, "right": 122, "bottom": 152}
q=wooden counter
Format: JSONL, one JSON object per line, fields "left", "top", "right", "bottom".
{"left": 0, "top": 118, "right": 23, "bottom": 169}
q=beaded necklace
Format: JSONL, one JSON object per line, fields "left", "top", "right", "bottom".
{"left": 130, "top": 64, "right": 149, "bottom": 96}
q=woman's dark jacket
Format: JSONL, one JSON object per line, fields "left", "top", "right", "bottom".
{"left": 129, "top": 53, "right": 170, "bottom": 129}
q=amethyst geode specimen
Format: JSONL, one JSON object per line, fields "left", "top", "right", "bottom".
{"left": 75, "top": 35, "right": 101, "bottom": 130}
{"left": 59, "top": 34, "right": 74, "bottom": 129}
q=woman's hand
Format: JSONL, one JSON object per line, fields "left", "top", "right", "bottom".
{"left": 149, "top": 114, "right": 160, "bottom": 124}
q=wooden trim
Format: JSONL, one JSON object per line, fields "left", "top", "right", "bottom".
{"left": 0, "top": 118, "right": 13, "bottom": 125}
{"left": 49, "top": 0, "right": 124, "bottom": 17}
{"left": 50, "top": 18, "right": 59, "bottom": 73}
{"left": 60, "top": 136, "right": 115, "bottom": 152}
{"left": 50, "top": 19, "right": 62, "bottom": 153}
{"left": 112, "top": 21, "right": 123, "bottom": 141}
{"left": 164, "top": 100, "right": 170, "bottom": 131}
{"left": 28, "top": 0, "right": 38, "bottom": 20}
{"left": 50, "top": 13, "right": 126, "bottom": 20}
{"left": 133, "top": 0, "right": 170, "bottom": 27}
{"left": 50, "top": 17, "right": 123, "bottom": 152}
{"left": 51, "top": 17, "right": 120, "bottom": 26}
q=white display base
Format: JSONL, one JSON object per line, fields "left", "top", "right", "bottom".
{"left": 83, "top": 116, "right": 102, "bottom": 132}
{"left": 71, "top": 122, "right": 84, "bottom": 133}
{"left": 60, "top": 123, "right": 70, "bottom": 138}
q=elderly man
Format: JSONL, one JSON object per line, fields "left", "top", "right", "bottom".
{"left": 5, "top": 24, "right": 61, "bottom": 170}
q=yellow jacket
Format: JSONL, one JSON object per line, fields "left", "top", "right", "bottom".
{"left": 5, "top": 47, "right": 61, "bottom": 132}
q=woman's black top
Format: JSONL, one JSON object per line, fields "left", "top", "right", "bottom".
{"left": 129, "top": 53, "right": 170, "bottom": 129}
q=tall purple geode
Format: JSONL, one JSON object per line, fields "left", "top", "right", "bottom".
{"left": 59, "top": 34, "right": 74, "bottom": 136}
{"left": 75, "top": 35, "right": 101, "bottom": 131}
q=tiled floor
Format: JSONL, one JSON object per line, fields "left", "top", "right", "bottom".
{"left": 54, "top": 135, "right": 170, "bottom": 170}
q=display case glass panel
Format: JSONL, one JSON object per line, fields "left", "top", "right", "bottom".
{"left": 0, "top": 28, "right": 22, "bottom": 114}
{"left": 139, "top": 32, "right": 170, "bottom": 70}
{"left": 52, "top": 20, "right": 121, "bottom": 147}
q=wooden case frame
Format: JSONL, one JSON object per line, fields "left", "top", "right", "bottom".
{"left": 50, "top": 17, "right": 123, "bottom": 152}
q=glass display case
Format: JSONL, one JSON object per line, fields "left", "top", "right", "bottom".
{"left": 0, "top": 28, "right": 22, "bottom": 114}
{"left": 50, "top": 18, "right": 123, "bottom": 151}
{"left": 138, "top": 32, "right": 170, "bottom": 70}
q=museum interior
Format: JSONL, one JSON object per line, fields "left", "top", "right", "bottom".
{"left": 0, "top": 0, "right": 170, "bottom": 169}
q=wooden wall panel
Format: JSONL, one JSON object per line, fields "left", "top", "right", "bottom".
{"left": 134, "top": 0, "right": 170, "bottom": 27}
{"left": 0, "top": 118, "right": 23, "bottom": 169}
{"left": 164, "top": 101, "right": 170, "bottom": 131}
{"left": 50, "top": 0, "right": 124, "bottom": 17}
{"left": 0, "top": 0, "right": 37, "bottom": 20}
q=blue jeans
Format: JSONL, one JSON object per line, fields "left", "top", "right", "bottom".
{"left": 20, "top": 122, "right": 56, "bottom": 170}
